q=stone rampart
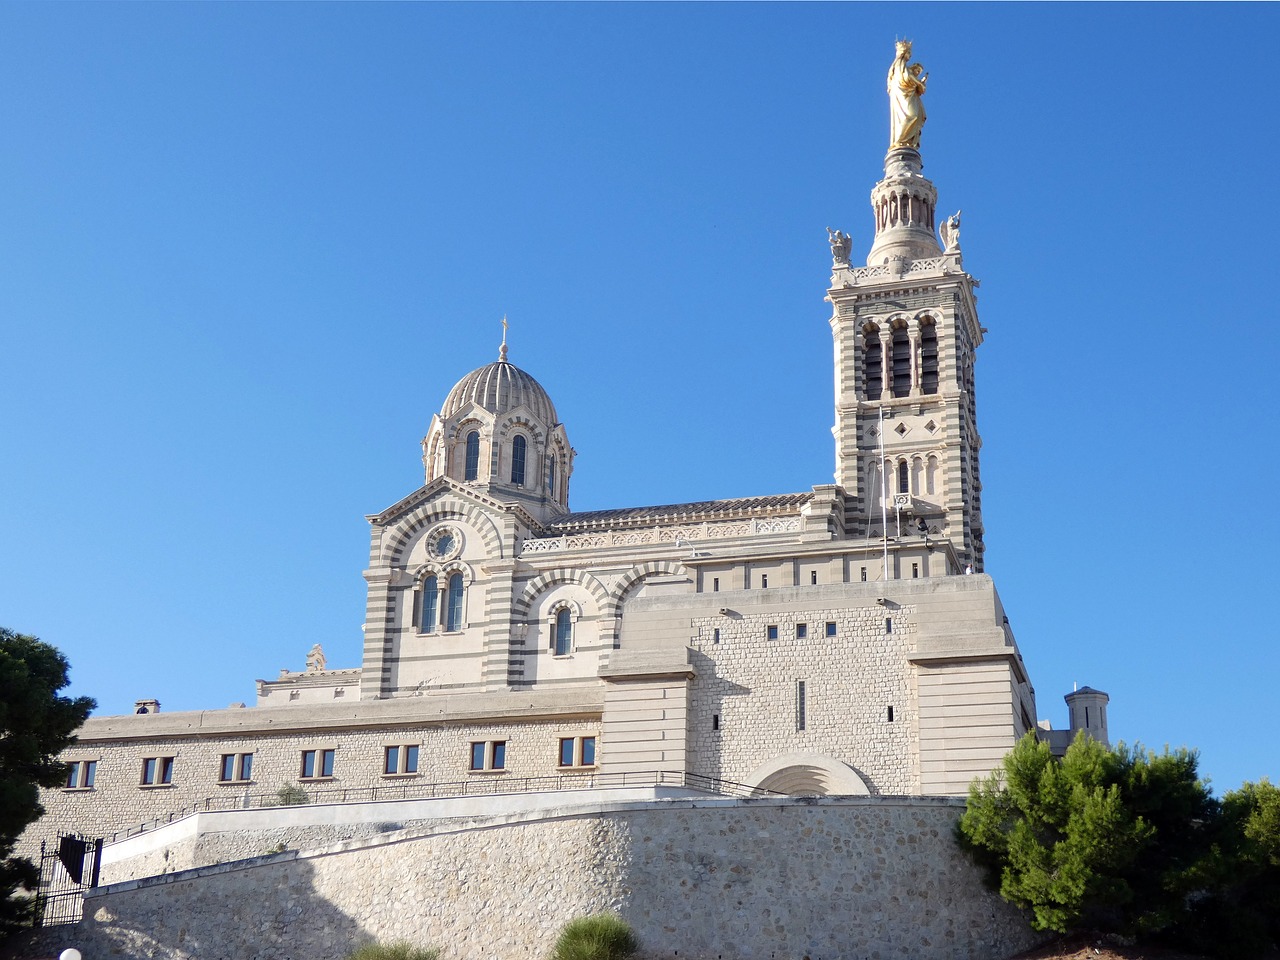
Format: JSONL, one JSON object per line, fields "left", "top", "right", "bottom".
{"left": 12, "top": 796, "right": 1040, "bottom": 960}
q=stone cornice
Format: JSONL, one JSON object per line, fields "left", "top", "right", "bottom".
{"left": 368, "top": 476, "right": 539, "bottom": 530}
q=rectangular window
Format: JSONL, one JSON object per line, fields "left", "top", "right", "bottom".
{"left": 912, "top": 562, "right": 919, "bottom": 579}
{"left": 470, "top": 741, "right": 507, "bottom": 772}
{"left": 885, "top": 617, "right": 893, "bottom": 634}
{"left": 712, "top": 714, "right": 720, "bottom": 731}
{"left": 713, "top": 577, "right": 719, "bottom": 592}
{"left": 383, "top": 744, "right": 420, "bottom": 776}
{"left": 796, "top": 623, "right": 807, "bottom": 639}
{"left": 860, "top": 567, "right": 868, "bottom": 582}
{"left": 141, "top": 756, "right": 174, "bottom": 786}
{"left": 65, "top": 760, "right": 96, "bottom": 790}
{"left": 300, "top": 748, "right": 335, "bottom": 780}
{"left": 761, "top": 574, "right": 768, "bottom": 588}
{"left": 887, "top": 705, "right": 895, "bottom": 722}
{"left": 557, "top": 736, "right": 597, "bottom": 768}
{"left": 219, "top": 753, "right": 253, "bottom": 783}
{"left": 825, "top": 621, "right": 837, "bottom": 638}
{"left": 810, "top": 570, "right": 818, "bottom": 585}
{"left": 796, "top": 680, "right": 807, "bottom": 732}
{"left": 766, "top": 624, "right": 778, "bottom": 641}
{"left": 712, "top": 628, "right": 720, "bottom": 644}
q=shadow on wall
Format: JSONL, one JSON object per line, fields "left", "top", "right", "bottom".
{"left": 2, "top": 853, "right": 369, "bottom": 960}
{"left": 688, "top": 648, "right": 752, "bottom": 783}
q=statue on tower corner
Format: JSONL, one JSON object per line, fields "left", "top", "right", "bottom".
{"left": 827, "top": 227, "right": 852, "bottom": 266}
{"left": 887, "top": 40, "right": 928, "bottom": 150}
{"left": 940, "top": 210, "right": 961, "bottom": 252}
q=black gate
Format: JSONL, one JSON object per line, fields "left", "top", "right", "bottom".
{"left": 35, "top": 833, "right": 103, "bottom": 926}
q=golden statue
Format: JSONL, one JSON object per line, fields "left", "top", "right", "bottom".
{"left": 887, "top": 40, "right": 928, "bottom": 150}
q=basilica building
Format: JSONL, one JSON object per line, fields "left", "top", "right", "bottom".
{"left": 32, "top": 52, "right": 1108, "bottom": 860}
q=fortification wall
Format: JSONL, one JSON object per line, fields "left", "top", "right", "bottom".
{"left": 13, "top": 797, "right": 1040, "bottom": 960}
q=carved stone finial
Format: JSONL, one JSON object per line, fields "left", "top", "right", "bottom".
{"left": 499, "top": 315, "right": 509, "bottom": 362}
{"left": 827, "top": 228, "right": 852, "bottom": 266}
{"left": 305, "top": 644, "right": 326, "bottom": 673}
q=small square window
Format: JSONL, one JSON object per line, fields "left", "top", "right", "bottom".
{"left": 766, "top": 625, "right": 778, "bottom": 641}
{"left": 470, "top": 740, "right": 507, "bottom": 772}
{"left": 141, "top": 756, "right": 174, "bottom": 786}
{"left": 557, "top": 736, "right": 597, "bottom": 768}
{"left": 796, "top": 623, "right": 808, "bottom": 639}
{"left": 220, "top": 753, "right": 253, "bottom": 783}
{"left": 383, "top": 744, "right": 420, "bottom": 776}
{"left": 825, "top": 621, "right": 837, "bottom": 637}
{"left": 65, "top": 760, "right": 96, "bottom": 790}
{"left": 300, "top": 748, "right": 335, "bottom": 780}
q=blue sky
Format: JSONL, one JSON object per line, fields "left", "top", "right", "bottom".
{"left": 2, "top": 3, "right": 1276, "bottom": 795}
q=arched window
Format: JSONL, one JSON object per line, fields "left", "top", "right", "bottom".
{"left": 547, "top": 456, "right": 557, "bottom": 498}
{"left": 891, "top": 326, "right": 912, "bottom": 397}
{"left": 897, "top": 460, "right": 909, "bottom": 494}
{"left": 510, "top": 435, "right": 527, "bottom": 486}
{"left": 419, "top": 575, "right": 438, "bottom": 633}
{"left": 445, "top": 573, "right": 464, "bottom": 631}
{"left": 920, "top": 321, "right": 939, "bottom": 394}
{"left": 864, "top": 332, "right": 883, "bottom": 400}
{"left": 464, "top": 431, "right": 480, "bottom": 481}
{"left": 554, "top": 607, "right": 572, "bottom": 656}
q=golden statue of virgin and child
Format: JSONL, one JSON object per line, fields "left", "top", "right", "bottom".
{"left": 887, "top": 40, "right": 928, "bottom": 150}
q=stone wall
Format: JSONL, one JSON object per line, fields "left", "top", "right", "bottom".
{"left": 688, "top": 597, "right": 918, "bottom": 793}
{"left": 13, "top": 797, "right": 1041, "bottom": 960}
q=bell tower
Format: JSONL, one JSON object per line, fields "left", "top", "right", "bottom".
{"left": 826, "top": 42, "right": 986, "bottom": 572}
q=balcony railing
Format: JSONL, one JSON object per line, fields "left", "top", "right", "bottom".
{"left": 104, "top": 769, "right": 780, "bottom": 844}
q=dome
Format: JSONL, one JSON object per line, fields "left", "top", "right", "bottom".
{"left": 440, "top": 356, "right": 558, "bottom": 425}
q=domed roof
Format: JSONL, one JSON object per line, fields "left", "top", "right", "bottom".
{"left": 440, "top": 350, "right": 558, "bottom": 425}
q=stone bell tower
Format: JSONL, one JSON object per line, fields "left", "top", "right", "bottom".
{"left": 826, "top": 41, "right": 986, "bottom": 573}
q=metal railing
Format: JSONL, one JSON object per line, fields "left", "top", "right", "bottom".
{"left": 105, "top": 770, "right": 779, "bottom": 844}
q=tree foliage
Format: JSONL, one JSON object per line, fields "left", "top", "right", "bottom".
{"left": 957, "top": 731, "right": 1216, "bottom": 938}
{"left": 0, "top": 628, "right": 95, "bottom": 935}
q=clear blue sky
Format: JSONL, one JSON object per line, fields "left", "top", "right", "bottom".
{"left": 2, "top": 3, "right": 1276, "bottom": 795}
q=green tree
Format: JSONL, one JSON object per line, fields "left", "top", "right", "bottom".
{"left": 0, "top": 629, "right": 95, "bottom": 935}
{"left": 1179, "top": 779, "right": 1280, "bottom": 957}
{"left": 957, "top": 730, "right": 1215, "bottom": 938}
